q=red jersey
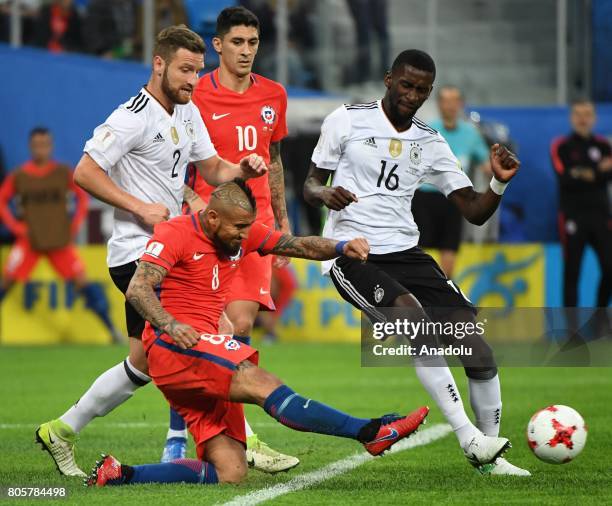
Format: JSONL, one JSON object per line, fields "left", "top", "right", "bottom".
{"left": 189, "top": 70, "right": 288, "bottom": 225}
{"left": 140, "top": 214, "right": 282, "bottom": 338}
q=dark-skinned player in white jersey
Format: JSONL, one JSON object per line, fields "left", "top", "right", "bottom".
{"left": 304, "top": 49, "right": 529, "bottom": 476}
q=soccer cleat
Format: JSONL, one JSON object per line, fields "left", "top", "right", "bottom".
{"left": 246, "top": 434, "right": 300, "bottom": 473}
{"left": 35, "top": 419, "right": 86, "bottom": 477}
{"left": 463, "top": 432, "right": 511, "bottom": 468}
{"left": 363, "top": 406, "right": 429, "bottom": 456}
{"left": 477, "top": 457, "right": 531, "bottom": 476}
{"left": 85, "top": 454, "right": 122, "bottom": 487}
{"left": 161, "top": 437, "right": 187, "bottom": 463}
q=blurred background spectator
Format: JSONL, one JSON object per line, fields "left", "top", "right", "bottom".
{"left": 83, "top": 0, "right": 137, "bottom": 58}
{"left": 34, "top": 0, "right": 83, "bottom": 53}
{"left": 345, "top": 0, "right": 389, "bottom": 85}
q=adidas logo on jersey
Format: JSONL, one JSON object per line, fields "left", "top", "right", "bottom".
{"left": 152, "top": 132, "right": 165, "bottom": 143}
{"left": 363, "top": 137, "right": 377, "bottom": 148}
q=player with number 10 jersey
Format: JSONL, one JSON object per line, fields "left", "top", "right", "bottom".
{"left": 187, "top": 69, "right": 288, "bottom": 310}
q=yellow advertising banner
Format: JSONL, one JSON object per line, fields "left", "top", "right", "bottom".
{"left": 0, "top": 246, "right": 126, "bottom": 345}
{"left": 1, "top": 244, "right": 545, "bottom": 345}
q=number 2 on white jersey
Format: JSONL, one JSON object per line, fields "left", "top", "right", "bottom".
{"left": 236, "top": 125, "right": 257, "bottom": 151}
{"left": 211, "top": 264, "right": 220, "bottom": 290}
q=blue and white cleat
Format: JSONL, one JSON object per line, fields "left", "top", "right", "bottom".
{"left": 161, "top": 437, "right": 187, "bottom": 463}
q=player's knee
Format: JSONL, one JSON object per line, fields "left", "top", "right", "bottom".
{"left": 459, "top": 333, "right": 497, "bottom": 378}
{"left": 128, "top": 340, "right": 149, "bottom": 375}
{"left": 465, "top": 366, "right": 498, "bottom": 380}
{"left": 231, "top": 315, "right": 255, "bottom": 336}
{"left": 215, "top": 459, "right": 247, "bottom": 484}
{"left": 231, "top": 362, "right": 282, "bottom": 405}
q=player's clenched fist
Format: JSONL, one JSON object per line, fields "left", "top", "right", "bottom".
{"left": 490, "top": 143, "right": 520, "bottom": 183}
{"left": 240, "top": 153, "right": 267, "bottom": 179}
{"left": 136, "top": 202, "right": 170, "bottom": 227}
{"left": 320, "top": 186, "right": 358, "bottom": 211}
{"left": 342, "top": 237, "right": 369, "bottom": 261}
{"left": 165, "top": 321, "right": 200, "bottom": 349}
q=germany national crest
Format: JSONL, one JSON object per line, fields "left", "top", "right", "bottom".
{"left": 409, "top": 142, "right": 422, "bottom": 165}
{"left": 261, "top": 106, "right": 276, "bottom": 125}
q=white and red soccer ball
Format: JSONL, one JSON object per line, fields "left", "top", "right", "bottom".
{"left": 527, "top": 405, "right": 587, "bottom": 464}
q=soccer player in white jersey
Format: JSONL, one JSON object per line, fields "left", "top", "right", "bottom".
{"left": 35, "top": 25, "right": 267, "bottom": 478}
{"left": 304, "top": 49, "right": 530, "bottom": 476}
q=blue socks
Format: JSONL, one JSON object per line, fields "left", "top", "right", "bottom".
{"left": 263, "top": 384, "right": 371, "bottom": 440}
{"left": 169, "top": 408, "right": 187, "bottom": 433}
{"left": 116, "top": 459, "right": 218, "bottom": 485}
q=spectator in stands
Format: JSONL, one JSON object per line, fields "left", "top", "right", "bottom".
{"left": 412, "top": 85, "right": 490, "bottom": 278}
{"left": 550, "top": 99, "right": 612, "bottom": 307}
{"left": 34, "top": 0, "right": 83, "bottom": 53}
{"left": 346, "top": 0, "right": 389, "bottom": 84}
{"left": 83, "top": 0, "right": 137, "bottom": 59}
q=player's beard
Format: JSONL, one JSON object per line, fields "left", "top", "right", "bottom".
{"left": 212, "top": 234, "right": 241, "bottom": 258}
{"left": 161, "top": 67, "right": 192, "bottom": 105}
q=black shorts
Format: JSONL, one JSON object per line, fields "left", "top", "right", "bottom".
{"left": 329, "top": 247, "right": 474, "bottom": 323}
{"left": 109, "top": 261, "right": 144, "bottom": 338}
{"left": 412, "top": 190, "right": 462, "bottom": 251}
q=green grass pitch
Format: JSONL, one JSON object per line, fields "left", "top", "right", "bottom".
{"left": 0, "top": 343, "right": 611, "bottom": 505}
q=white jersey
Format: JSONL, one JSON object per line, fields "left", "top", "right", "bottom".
{"left": 311, "top": 100, "right": 472, "bottom": 274}
{"left": 84, "top": 87, "right": 217, "bottom": 267}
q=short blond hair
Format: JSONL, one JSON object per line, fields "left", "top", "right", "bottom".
{"left": 154, "top": 25, "right": 205, "bottom": 62}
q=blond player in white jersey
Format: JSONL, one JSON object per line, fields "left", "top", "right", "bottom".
{"left": 304, "top": 49, "right": 530, "bottom": 476}
{"left": 35, "top": 25, "right": 267, "bottom": 478}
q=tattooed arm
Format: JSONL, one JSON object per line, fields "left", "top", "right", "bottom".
{"left": 269, "top": 234, "right": 370, "bottom": 261}
{"left": 268, "top": 142, "right": 290, "bottom": 233}
{"left": 183, "top": 185, "right": 206, "bottom": 212}
{"left": 126, "top": 261, "right": 200, "bottom": 349}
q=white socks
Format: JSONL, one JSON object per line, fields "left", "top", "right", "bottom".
{"left": 468, "top": 375, "right": 502, "bottom": 437}
{"left": 414, "top": 356, "right": 479, "bottom": 448}
{"left": 166, "top": 429, "right": 188, "bottom": 439}
{"left": 60, "top": 358, "right": 151, "bottom": 433}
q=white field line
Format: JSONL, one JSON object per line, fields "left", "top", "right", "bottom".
{"left": 221, "top": 423, "right": 452, "bottom": 506}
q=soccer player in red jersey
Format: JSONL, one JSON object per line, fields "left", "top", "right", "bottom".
{"left": 177, "top": 6, "right": 296, "bottom": 470}
{"left": 84, "top": 179, "right": 429, "bottom": 487}
{"left": 0, "top": 127, "right": 122, "bottom": 342}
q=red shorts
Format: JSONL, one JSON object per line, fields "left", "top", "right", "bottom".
{"left": 227, "top": 252, "right": 274, "bottom": 310}
{"left": 3, "top": 238, "right": 85, "bottom": 282}
{"left": 144, "top": 329, "right": 259, "bottom": 459}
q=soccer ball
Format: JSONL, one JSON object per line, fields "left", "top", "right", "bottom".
{"left": 527, "top": 405, "right": 587, "bottom": 464}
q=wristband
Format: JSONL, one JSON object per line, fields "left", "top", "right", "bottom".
{"left": 335, "top": 241, "right": 348, "bottom": 256}
{"left": 489, "top": 177, "right": 509, "bottom": 195}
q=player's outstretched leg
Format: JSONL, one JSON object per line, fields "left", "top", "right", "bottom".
{"left": 86, "top": 455, "right": 220, "bottom": 487}
{"left": 230, "top": 360, "right": 429, "bottom": 456}
{"left": 37, "top": 341, "right": 151, "bottom": 477}
{"left": 87, "top": 434, "right": 245, "bottom": 486}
